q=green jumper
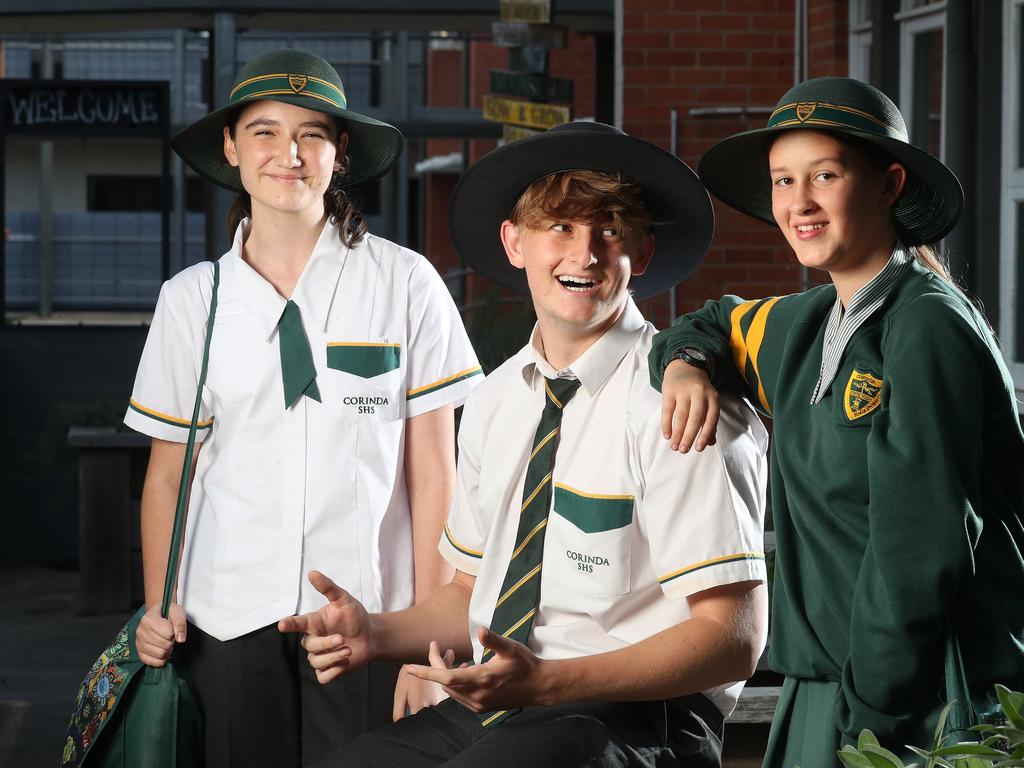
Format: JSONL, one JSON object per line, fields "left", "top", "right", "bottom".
{"left": 649, "top": 260, "right": 1024, "bottom": 765}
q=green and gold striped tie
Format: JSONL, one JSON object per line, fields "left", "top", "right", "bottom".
{"left": 479, "top": 376, "right": 581, "bottom": 728}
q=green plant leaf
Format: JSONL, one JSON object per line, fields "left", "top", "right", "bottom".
{"left": 863, "top": 744, "right": 911, "bottom": 768}
{"left": 934, "top": 702, "right": 956, "bottom": 750}
{"left": 933, "top": 745, "right": 1010, "bottom": 759}
{"left": 996, "top": 686, "right": 1024, "bottom": 730}
{"left": 952, "top": 759, "right": 995, "bottom": 768}
{"left": 860, "top": 731, "right": 882, "bottom": 751}
{"left": 838, "top": 749, "right": 879, "bottom": 768}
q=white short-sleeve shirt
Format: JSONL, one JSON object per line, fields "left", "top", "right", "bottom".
{"left": 125, "top": 219, "right": 483, "bottom": 641}
{"left": 439, "top": 298, "right": 767, "bottom": 716}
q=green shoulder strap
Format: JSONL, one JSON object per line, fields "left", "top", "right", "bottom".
{"left": 945, "top": 631, "right": 976, "bottom": 740}
{"left": 160, "top": 261, "right": 220, "bottom": 618}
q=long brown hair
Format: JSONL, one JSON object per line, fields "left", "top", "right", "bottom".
{"left": 224, "top": 112, "right": 368, "bottom": 248}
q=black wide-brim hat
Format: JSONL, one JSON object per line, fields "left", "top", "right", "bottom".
{"left": 698, "top": 76, "right": 963, "bottom": 246}
{"left": 448, "top": 121, "right": 714, "bottom": 300}
{"left": 172, "top": 48, "right": 403, "bottom": 192}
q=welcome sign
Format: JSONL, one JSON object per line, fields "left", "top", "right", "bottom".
{"left": 1, "top": 80, "right": 168, "bottom": 136}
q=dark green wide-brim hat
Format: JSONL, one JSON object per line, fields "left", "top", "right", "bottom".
{"left": 698, "top": 76, "right": 963, "bottom": 245}
{"left": 448, "top": 121, "right": 714, "bottom": 300}
{"left": 171, "top": 48, "right": 403, "bottom": 192}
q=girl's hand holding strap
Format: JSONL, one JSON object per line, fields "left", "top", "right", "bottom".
{"left": 136, "top": 602, "right": 187, "bottom": 667}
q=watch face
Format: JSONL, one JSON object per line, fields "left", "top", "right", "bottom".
{"left": 683, "top": 347, "right": 708, "bottom": 363}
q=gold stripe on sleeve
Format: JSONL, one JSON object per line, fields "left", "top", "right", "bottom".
{"left": 729, "top": 301, "right": 758, "bottom": 377}
{"left": 443, "top": 523, "right": 483, "bottom": 559}
{"left": 745, "top": 297, "right": 781, "bottom": 413}
{"left": 129, "top": 399, "right": 214, "bottom": 429}
{"left": 658, "top": 552, "right": 766, "bottom": 585}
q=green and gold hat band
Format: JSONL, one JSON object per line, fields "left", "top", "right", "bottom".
{"left": 767, "top": 100, "right": 907, "bottom": 141}
{"left": 229, "top": 72, "right": 347, "bottom": 110}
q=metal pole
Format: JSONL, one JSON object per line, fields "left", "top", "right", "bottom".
{"left": 943, "top": 0, "right": 974, "bottom": 289}
{"left": 668, "top": 107, "right": 678, "bottom": 321}
{"left": 613, "top": 0, "right": 623, "bottom": 129}
{"left": 170, "top": 29, "right": 186, "bottom": 274}
{"left": 395, "top": 32, "right": 410, "bottom": 247}
{"left": 206, "top": 13, "right": 236, "bottom": 260}
{"left": 39, "top": 40, "right": 55, "bottom": 317}
{"left": 0, "top": 83, "right": 6, "bottom": 323}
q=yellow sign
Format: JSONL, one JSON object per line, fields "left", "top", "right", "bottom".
{"left": 500, "top": 0, "right": 550, "bottom": 23}
{"left": 502, "top": 125, "right": 542, "bottom": 143}
{"left": 844, "top": 369, "right": 883, "bottom": 421}
{"left": 483, "top": 94, "right": 570, "bottom": 131}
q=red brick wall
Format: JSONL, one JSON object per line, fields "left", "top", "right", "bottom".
{"left": 422, "top": 33, "right": 598, "bottom": 297}
{"left": 621, "top": 0, "right": 850, "bottom": 327}
{"left": 809, "top": 0, "right": 849, "bottom": 78}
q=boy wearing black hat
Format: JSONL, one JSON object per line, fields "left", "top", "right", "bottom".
{"left": 282, "top": 122, "right": 769, "bottom": 768}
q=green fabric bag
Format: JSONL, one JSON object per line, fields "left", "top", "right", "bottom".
{"left": 61, "top": 262, "right": 220, "bottom": 768}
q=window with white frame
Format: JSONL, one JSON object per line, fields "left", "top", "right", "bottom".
{"left": 897, "top": 1, "right": 946, "bottom": 160}
{"left": 1000, "top": 0, "right": 1024, "bottom": 388}
{"left": 848, "top": 0, "right": 872, "bottom": 81}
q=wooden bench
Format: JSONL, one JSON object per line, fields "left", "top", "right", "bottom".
{"left": 731, "top": 686, "right": 782, "bottom": 724}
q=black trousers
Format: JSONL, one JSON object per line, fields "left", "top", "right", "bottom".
{"left": 176, "top": 621, "right": 400, "bottom": 768}
{"left": 313, "top": 693, "right": 724, "bottom": 768}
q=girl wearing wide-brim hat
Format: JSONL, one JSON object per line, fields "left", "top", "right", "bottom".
{"left": 124, "top": 48, "right": 482, "bottom": 767}
{"left": 648, "top": 76, "right": 1024, "bottom": 764}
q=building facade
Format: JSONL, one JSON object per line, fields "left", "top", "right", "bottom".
{"left": 0, "top": 1, "right": 1019, "bottom": 567}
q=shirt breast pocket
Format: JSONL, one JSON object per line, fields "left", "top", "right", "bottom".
{"left": 324, "top": 342, "right": 402, "bottom": 425}
{"left": 546, "top": 484, "right": 632, "bottom": 598}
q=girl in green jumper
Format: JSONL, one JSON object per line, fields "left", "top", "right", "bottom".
{"left": 649, "top": 76, "right": 1024, "bottom": 766}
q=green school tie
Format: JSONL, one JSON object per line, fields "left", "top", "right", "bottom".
{"left": 479, "top": 376, "right": 581, "bottom": 728}
{"left": 278, "top": 299, "right": 321, "bottom": 409}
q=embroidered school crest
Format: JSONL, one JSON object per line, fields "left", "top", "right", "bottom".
{"left": 288, "top": 74, "right": 308, "bottom": 93}
{"left": 796, "top": 102, "right": 818, "bottom": 122}
{"left": 844, "top": 369, "right": 883, "bottom": 421}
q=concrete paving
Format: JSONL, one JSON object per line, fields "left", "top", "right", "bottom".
{"left": 0, "top": 567, "right": 124, "bottom": 768}
{"left": 0, "top": 567, "right": 769, "bottom": 768}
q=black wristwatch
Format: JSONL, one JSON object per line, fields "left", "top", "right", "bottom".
{"left": 666, "top": 347, "right": 709, "bottom": 373}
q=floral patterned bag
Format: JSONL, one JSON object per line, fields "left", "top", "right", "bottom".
{"left": 60, "top": 262, "right": 219, "bottom": 768}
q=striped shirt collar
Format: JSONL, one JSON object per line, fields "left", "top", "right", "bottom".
{"left": 810, "top": 243, "right": 911, "bottom": 404}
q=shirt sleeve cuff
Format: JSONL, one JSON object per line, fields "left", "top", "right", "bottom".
{"left": 437, "top": 524, "right": 483, "bottom": 576}
{"left": 657, "top": 552, "right": 767, "bottom": 602}
{"left": 405, "top": 367, "right": 484, "bottom": 419}
{"left": 123, "top": 400, "right": 213, "bottom": 443}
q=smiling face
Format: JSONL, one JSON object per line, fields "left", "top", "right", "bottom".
{"left": 223, "top": 99, "right": 349, "bottom": 219}
{"left": 501, "top": 171, "right": 654, "bottom": 356}
{"left": 768, "top": 129, "right": 905, "bottom": 279}
{"left": 503, "top": 217, "right": 652, "bottom": 336}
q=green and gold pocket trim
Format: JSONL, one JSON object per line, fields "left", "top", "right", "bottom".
{"left": 129, "top": 399, "right": 213, "bottom": 430}
{"left": 552, "top": 483, "right": 634, "bottom": 533}
{"left": 658, "top": 552, "right": 765, "bottom": 586}
{"left": 327, "top": 342, "right": 401, "bottom": 379}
